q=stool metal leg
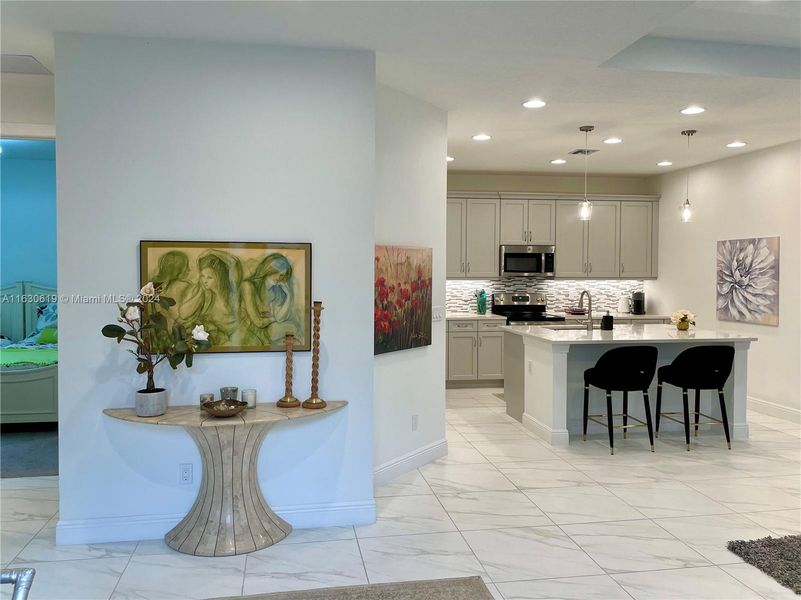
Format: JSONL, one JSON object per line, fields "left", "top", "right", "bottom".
{"left": 583, "top": 384, "right": 589, "bottom": 441}
{"left": 681, "top": 388, "right": 691, "bottom": 451}
{"left": 655, "top": 382, "right": 662, "bottom": 438}
{"left": 606, "top": 391, "right": 615, "bottom": 455}
{"left": 718, "top": 388, "right": 732, "bottom": 450}
{"left": 642, "top": 390, "right": 655, "bottom": 452}
{"left": 622, "top": 391, "right": 629, "bottom": 439}
{"left": 694, "top": 389, "right": 701, "bottom": 437}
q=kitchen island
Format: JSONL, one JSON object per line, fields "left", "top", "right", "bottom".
{"left": 501, "top": 324, "right": 757, "bottom": 447}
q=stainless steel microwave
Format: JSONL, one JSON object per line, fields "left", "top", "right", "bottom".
{"left": 500, "top": 245, "right": 556, "bottom": 278}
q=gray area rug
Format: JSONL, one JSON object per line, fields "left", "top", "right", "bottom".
{"left": 213, "top": 577, "right": 493, "bottom": 600}
{"left": 727, "top": 535, "right": 801, "bottom": 594}
{"left": 0, "top": 426, "right": 58, "bottom": 478}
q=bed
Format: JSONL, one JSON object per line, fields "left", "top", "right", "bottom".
{"left": 1, "top": 282, "right": 58, "bottom": 423}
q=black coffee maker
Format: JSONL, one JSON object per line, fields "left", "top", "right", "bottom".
{"left": 631, "top": 292, "right": 646, "bottom": 315}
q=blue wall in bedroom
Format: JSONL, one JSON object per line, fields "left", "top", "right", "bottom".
{"left": 1, "top": 140, "right": 57, "bottom": 289}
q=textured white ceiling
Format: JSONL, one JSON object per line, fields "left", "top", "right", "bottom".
{"left": 2, "top": 1, "right": 799, "bottom": 174}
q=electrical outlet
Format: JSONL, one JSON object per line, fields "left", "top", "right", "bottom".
{"left": 432, "top": 306, "right": 445, "bottom": 322}
{"left": 179, "top": 463, "right": 193, "bottom": 485}
{"left": 411, "top": 414, "right": 419, "bottom": 431}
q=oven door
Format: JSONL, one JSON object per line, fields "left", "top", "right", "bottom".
{"left": 500, "top": 245, "right": 555, "bottom": 277}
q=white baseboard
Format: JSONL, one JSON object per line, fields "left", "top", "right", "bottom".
{"left": 522, "top": 413, "right": 569, "bottom": 447}
{"left": 748, "top": 396, "right": 801, "bottom": 424}
{"left": 373, "top": 438, "right": 448, "bottom": 486}
{"left": 56, "top": 499, "right": 376, "bottom": 545}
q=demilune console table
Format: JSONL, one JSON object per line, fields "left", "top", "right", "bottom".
{"left": 103, "top": 401, "right": 347, "bottom": 557}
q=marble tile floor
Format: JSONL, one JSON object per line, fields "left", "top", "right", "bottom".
{"left": 1, "top": 388, "right": 799, "bottom": 600}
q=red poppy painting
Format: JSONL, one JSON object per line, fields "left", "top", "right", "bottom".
{"left": 374, "top": 245, "right": 433, "bottom": 355}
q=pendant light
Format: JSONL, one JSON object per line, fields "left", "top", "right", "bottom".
{"left": 680, "top": 129, "right": 696, "bottom": 222}
{"left": 578, "top": 125, "right": 594, "bottom": 221}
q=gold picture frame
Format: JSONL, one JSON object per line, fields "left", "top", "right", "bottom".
{"left": 140, "top": 241, "right": 312, "bottom": 352}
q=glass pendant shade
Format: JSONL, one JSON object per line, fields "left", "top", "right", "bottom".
{"left": 680, "top": 199, "right": 692, "bottom": 222}
{"left": 578, "top": 200, "right": 593, "bottom": 221}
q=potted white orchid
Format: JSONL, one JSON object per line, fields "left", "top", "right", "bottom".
{"left": 102, "top": 282, "right": 210, "bottom": 416}
{"left": 671, "top": 309, "right": 696, "bottom": 331}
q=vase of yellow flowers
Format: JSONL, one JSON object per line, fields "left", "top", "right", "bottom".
{"left": 671, "top": 309, "right": 696, "bottom": 331}
{"left": 101, "top": 282, "right": 210, "bottom": 416}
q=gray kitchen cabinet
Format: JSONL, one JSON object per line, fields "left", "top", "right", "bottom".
{"left": 500, "top": 198, "right": 555, "bottom": 245}
{"left": 528, "top": 200, "right": 556, "bottom": 245}
{"left": 586, "top": 201, "right": 620, "bottom": 278}
{"left": 464, "top": 199, "right": 500, "bottom": 278}
{"left": 477, "top": 331, "right": 504, "bottom": 379}
{"left": 620, "top": 201, "right": 653, "bottom": 278}
{"left": 555, "top": 201, "right": 587, "bottom": 277}
{"left": 448, "top": 331, "right": 478, "bottom": 380}
{"left": 447, "top": 199, "right": 467, "bottom": 278}
{"left": 500, "top": 198, "right": 528, "bottom": 244}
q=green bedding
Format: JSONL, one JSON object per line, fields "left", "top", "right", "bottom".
{"left": 0, "top": 347, "right": 59, "bottom": 370}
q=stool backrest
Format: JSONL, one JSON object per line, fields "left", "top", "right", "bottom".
{"left": 594, "top": 346, "right": 658, "bottom": 391}
{"left": 670, "top": 345, "right": 735, "bottom": 389}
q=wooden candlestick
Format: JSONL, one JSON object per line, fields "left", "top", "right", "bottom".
{"left": 277, "top": 334, "right": 300, "bottom": 408}
{"left": 303, "top": 302, "right": 326, "bottom": 409}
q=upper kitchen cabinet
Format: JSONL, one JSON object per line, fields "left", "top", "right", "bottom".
{"left": 500, "top": 196, "right": 556, "bottom": 245}
{"left": 446, "top": 198, "right": 467, "bottom": 278}
{"left": 554, "top": 201, "right": 587, "bottom": 277}
{"left": 585, "top": 200, "right": 620, "bottom": 278}
{"left": 620, "top": 201, "right": 655, "bottom": 278}
{"left": 447, "top": 194, "right": 501, "bottom": 279}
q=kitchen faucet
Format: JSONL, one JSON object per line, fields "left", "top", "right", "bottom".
{"left": 578, "top": 290, "right": 593, "bottom": 332}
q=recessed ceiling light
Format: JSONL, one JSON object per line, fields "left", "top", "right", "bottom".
{"left": 446, "top": 156, "right": 455, "bottom": 162}
{"left": 680, "top": 106, "right": 705, "bottom": 115}
{"left": 603, "top": 137, "right": 622, "bottom": 144}
{"left": 522, "top": 98, "right": 546, "bottom": 109}
{"left": 472, "top": 133, "right": 491, "bottom": 141}
{"left": 550, "top": 158, "right": 566, "bottom": 165}
{"left": 726, "top": 141, "right": 747, "bottom": 148}
{"left": 657, "top": 161, "right": 673, "bottom": 166}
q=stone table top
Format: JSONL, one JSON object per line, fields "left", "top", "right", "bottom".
{"left": 103, "top": 401, "right": 348, "bottom": 428}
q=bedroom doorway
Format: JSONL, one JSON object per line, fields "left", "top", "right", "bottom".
{"left": 0, "top": 138, "right": 59, "bottom": 478}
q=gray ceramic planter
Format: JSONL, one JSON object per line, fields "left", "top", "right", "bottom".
{"left": 135, "top": 388, "right": 169, "bottom": 417}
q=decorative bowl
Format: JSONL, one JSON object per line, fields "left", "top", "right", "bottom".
{"left": 201, "top": 399, "right": 248, "bottom": 418}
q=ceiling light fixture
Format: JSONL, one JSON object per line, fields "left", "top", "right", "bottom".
{"left": 550, "top": 158, "right": 566, "bottom": 165}
{"left": 680, "top": 129, "right": 697, "bottom": 223}
{"left": 578, "top": 125, "right": 595, "bottom": 221}
{"left": 603, "top": 137, "right": 622, "bottom": 144}
{"left": 680, "top": 106, "right": 705, "bottom": 115}
{"left": 522, "top": 98, "right": 546, "bottom": 109}
{"left": 446, "top": 156, "right": 455, "bottom": 162}
{"left": 657, "top": 161, "right": 673, "bottom": 167}
{"left": 472, "top": 133, "right": 491, "bottom": 141}
{"left": 726, "top": 141, "right": 747, "bottom": 148}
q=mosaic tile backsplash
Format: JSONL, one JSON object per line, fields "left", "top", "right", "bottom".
{"left": 446, "top": 278, "right": 645, "bottom": 314}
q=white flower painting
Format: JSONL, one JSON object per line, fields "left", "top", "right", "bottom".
{"left": 716, "top": 237, "right": 779, "bottom": 326}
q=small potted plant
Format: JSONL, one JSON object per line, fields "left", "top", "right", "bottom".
{"left": 101, "top": 282, "right": 210, "bottom": 416}
{"left": 671, "top": 309, "right": 696, "bottom": 331}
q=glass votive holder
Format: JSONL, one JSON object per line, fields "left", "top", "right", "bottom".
{"left": 242, "top": 389, "right": 257, "bottom": 408}
{"left": 220, "top": 387, "right": 239, "bottom": 402}
{"left": 199, "top": 393, "right": 214, "bottom": 406}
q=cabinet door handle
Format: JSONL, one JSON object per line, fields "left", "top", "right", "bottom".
{"left": 461, "top": 261, "right": 464, "bottom": 273}
{"left": 467, "top": 262, "right": 471, "bottom": 273}
{"left": 621, "top": 263, "right": 624, "bottom": 273}
{"left": 472, "top": 337, "right": 476, "bottom": 347}
{"left": 479, "top": 336, "right": 483, "bottom": 347}
{"left": 584, "top": 262, "right": 588, "bottom": 273}
{"left": 589, "top": 262, "right": 593, "bottom": 273}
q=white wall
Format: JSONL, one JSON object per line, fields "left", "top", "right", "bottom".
{"left": 646, "top": 142, "right": 800, "bottom": 418}
{"left": 55, "top": 34, "right": 376, "bottom": 543}
{"left": 373, "top": 85, "right": 448, "bottom": 482}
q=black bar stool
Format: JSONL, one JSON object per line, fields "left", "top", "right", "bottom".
{"left": 583, "top": 346, "right": 658, "bottom": 455}
{"left": 655, "top": 345, "right": 734, "bottom": 451}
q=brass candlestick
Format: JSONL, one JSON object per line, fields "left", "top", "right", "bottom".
{"left": 277, "top": 334, "right": 300, "bottom": 408}
{"left": 302, "top": 301, "right": 326, "bottom": 409}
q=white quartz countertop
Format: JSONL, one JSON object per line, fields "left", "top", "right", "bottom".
{"left": 446, "top": 312, "right": 507, "bottom": 321}
{"left": 556, "top": 312, "right": 670, "bottom": 321}
{"left": 500, "top": 323, "right": 758, "bottom": 345}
